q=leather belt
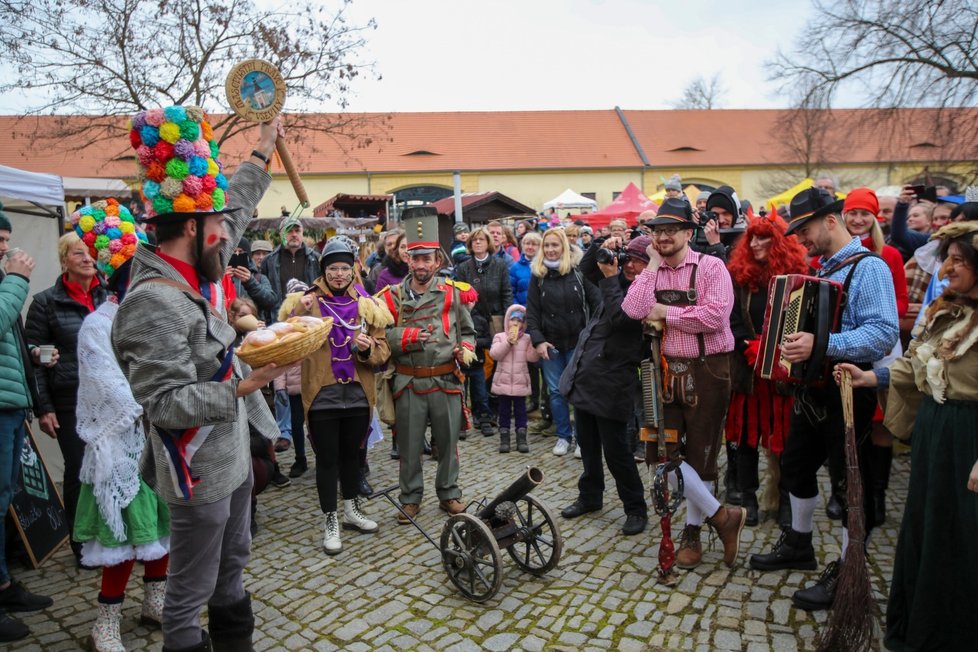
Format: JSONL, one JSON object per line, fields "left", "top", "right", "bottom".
{"left": 395, "top": 362, "right": 457, "bottom": 378}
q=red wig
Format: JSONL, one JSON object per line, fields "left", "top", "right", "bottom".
{"left": 727, "top": 216, "right": 809, "bottom": 290}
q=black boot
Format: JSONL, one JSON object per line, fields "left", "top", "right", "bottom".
{"left": 515, "top": 428, "right": 529, "bottom": 454}
{"left": 792, "top": 560, "right": 840, "bottom": 611}
{"left": 825, "top": 492, "right": 843, "bottom": 520}
{"left": 480, "top": 416, "right": 495, "bottom": 437}
{"left": 749, "top": 528, "right": 817, "bottom": 571}
{"left": 499, "top": 429, "right": 511, "bottom": 453}
{"left": 742, "top": 492, "right": 759, "bottom": 527}
{"left": 871, "top": 444, "right": 892, "bottom": 527}
{"left": 777, "top": 489, "right": 792, "bottom": 530}
{"left": 208, "top": 593, "right": 254, "bottom": 652}
{"left": 358, "top": 468, "right": 373, "bottom": 497}
{"left": 724, "top": 442, "right": 742, "bottom": 505}
{"left": 163, "top": 631, "right": 212, "bottom": 652}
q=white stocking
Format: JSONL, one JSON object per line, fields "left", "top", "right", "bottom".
{"left": 790, "top": 493, "right": 817, "bottom": 533}
{"left": 669, "top": 469, "right": 702, "bottom": 526}
{"left": 677, "top": 461, "right": 720, "bottom": 522}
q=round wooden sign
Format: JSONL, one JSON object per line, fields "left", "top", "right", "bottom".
{"left": 225, "top": 59, "right": 286, "bottom": 123}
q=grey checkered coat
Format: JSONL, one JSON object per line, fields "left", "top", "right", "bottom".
{"left": 112, "top": 162, "right": 278, "bottom": 506}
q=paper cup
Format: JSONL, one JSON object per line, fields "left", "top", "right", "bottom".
{"left": 38, "top": 345, "right": 55, "bottom": 364}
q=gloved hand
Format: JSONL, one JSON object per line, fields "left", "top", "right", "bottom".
{"left": 744, "top": 339, "right": 761, "bottom": 367}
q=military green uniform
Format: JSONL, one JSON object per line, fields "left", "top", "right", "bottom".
{"left": 382, "top": 276, "right": 476, "bottom": 505}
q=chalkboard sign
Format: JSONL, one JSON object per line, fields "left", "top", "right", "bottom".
{"left": 7, "top": 422, "right": 69, "bottom": 568}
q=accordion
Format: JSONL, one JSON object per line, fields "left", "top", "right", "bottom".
{"left": 757, "top": 274, "right": 843, "bottom": 385}
{"left": 639, "top": 358, "right": 678, "bottom": 443}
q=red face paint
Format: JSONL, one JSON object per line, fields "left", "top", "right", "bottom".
{"left": 205, "top": 233, "right": 219, "bottom": 246}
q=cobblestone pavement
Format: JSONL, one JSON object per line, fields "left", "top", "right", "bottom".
{"left": 12, "top": 422, "right": 903, "bottom": 651}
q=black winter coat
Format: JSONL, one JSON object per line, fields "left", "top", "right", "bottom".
{"left": 559, "top": 272, "right": 646, "bottom": 422}
{"left": 526, "top": 267, "right": 601, "bottom": 352}
{"left": 454, "top": 255, "right": 513, "bottom": 341}
{"left": 25, "top": 276, "right": 108, "bottom": 413}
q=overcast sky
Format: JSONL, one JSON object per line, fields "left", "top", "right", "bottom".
{"left": 0, "top": 0, "right": 827, "bottom": 114}
{"left": 339, "top": 0, "right": 820, "bottom": 112}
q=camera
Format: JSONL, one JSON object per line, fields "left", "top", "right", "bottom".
{"left": 596, "top": 246, "right": 629, "bottom": 266}
{"left": 698, "top": 210, "right": 719, "bottom": 228}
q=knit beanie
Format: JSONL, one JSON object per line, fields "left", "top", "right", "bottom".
{"left": 664, "top": 175, "right": 683, "bottom": 192}
{"left": 706, "top": 186, "right": 741, "bottom": 218}
{"left": 625, "top": 235, "right": 653, "bottom": 263}
{"left": 843, "top": 187, "right": 879, "bottom": 217}
{"left": 237, "top": 237, "right": 251, "bottom": 255}
{"left": 0, "top": 202, "right": 10, "bottom": 232}
{"left": 696, "top": 190, "right": 711, "bottom": 204}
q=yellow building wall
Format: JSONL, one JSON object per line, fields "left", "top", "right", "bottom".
{"left": 475, "top": 170, "right": 643, "bottom": 211}
{"left": 644, "top": 167, "right": 744, "bottom": 196}
{"left": 256, "top": 174, "right": 370, "bottom": 216}
{"left": 255, "top": 161, "right": 972, "bottom": 218}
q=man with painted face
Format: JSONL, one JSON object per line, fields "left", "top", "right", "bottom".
{"left": 112, "top": 111, "right": 285, "bottom": 652}
{"left": 379, "top": 207, "right": 477, "bottom": 523}
{"left": 558, "top": 234, "right": 653, "bottom": 536}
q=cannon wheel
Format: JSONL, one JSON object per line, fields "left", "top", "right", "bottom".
{"left": 440, "top": 513, "right": 504, "bottom": 602}
{"left": 507, "top": 494, "right": 563, "bottom": 575}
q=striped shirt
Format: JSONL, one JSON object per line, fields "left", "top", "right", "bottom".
{"left": 816, "top": 237, "right": 899, "bottom": 364}
{"left": 622, "top": 248, "right": 735, "bottom": 358}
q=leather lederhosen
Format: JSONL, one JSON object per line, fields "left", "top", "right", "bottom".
{"left": 653, "top": 260, "right": 732, "bottom": 481}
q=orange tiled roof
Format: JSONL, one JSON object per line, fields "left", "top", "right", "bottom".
{"left": 0, "top": 108, "right": 974, "bottom": 180}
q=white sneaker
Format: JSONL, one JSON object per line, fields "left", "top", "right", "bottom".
{"left": 343, "top": 497, "right": 378, "bottom": 533}
{"left": 574, "top": 443, "right": 582, "bottom": 459}
{"left": 553, "top": 439, "right": 570, "bottom": 456}
{"left": 323, "top": 512, "right": 342, "bottom": 555}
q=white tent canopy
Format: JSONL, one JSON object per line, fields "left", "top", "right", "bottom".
{"left": 63, "top": 176, "right": 131, "bottom": 201}
{"left": 542, "top": 188, "right": 598, "bottom": 211}
{"left": 0, "top": 164, "right": 67, "bottom": 311}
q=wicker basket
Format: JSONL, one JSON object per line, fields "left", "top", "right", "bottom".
{"left": 236, "top": 317, "right": 333, "bottom": 368}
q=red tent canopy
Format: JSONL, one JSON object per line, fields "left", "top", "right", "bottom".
{"left": 578, "top": 182, "right": 658, "bottom": 229}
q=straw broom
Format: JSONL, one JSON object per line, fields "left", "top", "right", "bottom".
{"left": 815, "top": 369, "right": 876, "bottom": 651}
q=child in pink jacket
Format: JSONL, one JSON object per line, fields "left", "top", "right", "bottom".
{"left": 490, "top": 304, "right": 540, "bottom": 453}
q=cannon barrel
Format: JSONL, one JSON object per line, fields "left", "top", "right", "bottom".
{"left": 476, "top": 467, "right": 544, "bottom": 522}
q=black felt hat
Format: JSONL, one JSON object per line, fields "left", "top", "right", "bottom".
{"left": 785, "top": 187, "right": 844, "bottom": 235}
{"left": 644, "top": 198, "right": 696, "bottom": 228}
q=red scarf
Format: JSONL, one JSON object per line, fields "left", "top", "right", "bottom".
{"left": 61, "top": 274, "right": 98, "bottom": 312}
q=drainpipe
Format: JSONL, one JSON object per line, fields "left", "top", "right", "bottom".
{"left": 453, "top": 171, "right": 463, "bottom": 224}
{"left": 615, "top": 106, "right": 650, "bottom": 192}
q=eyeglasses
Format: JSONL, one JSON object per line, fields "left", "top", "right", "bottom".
{"left": 325, "top": 265, "right": 353, "bottom": 275}
{"left": 652, "top": 226, "right": 682, "bottom": 238}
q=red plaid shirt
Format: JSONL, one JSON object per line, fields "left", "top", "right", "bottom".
{"left": 622, "top": 248, "right": 735, "bottom": 358}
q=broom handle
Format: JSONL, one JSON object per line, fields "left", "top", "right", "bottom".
{"left": 275, "top": 136, "right": 309, "bottom": 208}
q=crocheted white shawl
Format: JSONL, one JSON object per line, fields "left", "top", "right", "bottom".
{"left": 76, "top": 301, "right": 145, "bottom": 543}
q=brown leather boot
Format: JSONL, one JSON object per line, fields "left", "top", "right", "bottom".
{"left": 707, "top": 506, "right": 747, "bottom": 567}
{"left": 675, "top": 524, "right": 702, "bottom": 569}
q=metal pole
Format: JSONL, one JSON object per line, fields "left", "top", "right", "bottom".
{"left": 453, "top": 171, "right": 463, "bottom": 224}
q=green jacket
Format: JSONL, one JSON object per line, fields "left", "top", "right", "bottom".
{"left": 383, "top": 275, "right": 476, "bottom": 395}
{"left": 0, "top": 271, "right": 32, "bottom": 410}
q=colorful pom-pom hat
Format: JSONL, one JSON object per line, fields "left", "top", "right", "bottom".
{"left": 69, "top": 198, "right": 149, "bottom": 277}
{"left": 129, "top": 105, "right": 230, "bottom": 224}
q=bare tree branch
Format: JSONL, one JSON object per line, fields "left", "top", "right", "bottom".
{"left": 670, "top": 73, "right": 726, "bottom": 110}
{"left": 0, "top": 0, "right": 387, "bottom": 154}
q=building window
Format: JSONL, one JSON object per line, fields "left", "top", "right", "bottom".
{"left": 612, "top": 192, "right": 621, "bottom": 200}
{"left": 582, "top": 192, "right": 597, "bottom": 201}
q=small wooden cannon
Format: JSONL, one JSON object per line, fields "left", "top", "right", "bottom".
{"left": 372, "top": 466, "right": 562, "bottom": 602}
{"left": 440, "top": 466, "right": 563, "bottom": 601}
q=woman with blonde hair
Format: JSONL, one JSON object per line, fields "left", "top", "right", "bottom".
{"left": 26, "top": 231, "right": 108, "bottom": 568}
{"left": 525, "top": 228, "right": 600, "bottom": 456}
